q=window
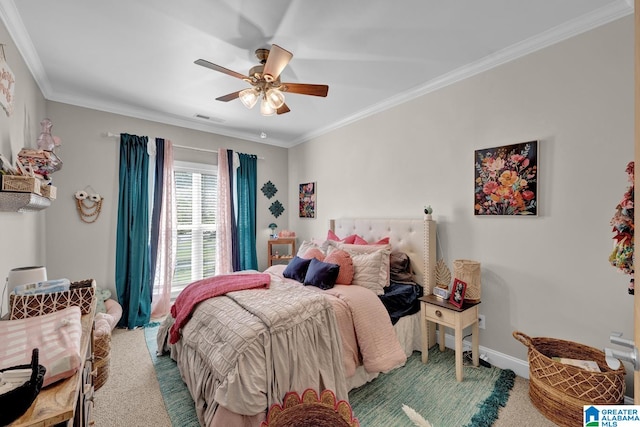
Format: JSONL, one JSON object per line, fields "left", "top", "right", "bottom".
{"left": 172, "top": 161, "right": 217, "bottom": 297}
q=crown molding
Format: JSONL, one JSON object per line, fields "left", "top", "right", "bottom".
{"left": 1, "top": 0, "right": 633, "bottom": 148}
{"left": 290, "top": 0, "right": 634, "bottom": 146}
{"left": 0, "top": 0, "right": 52, "bottom": 97}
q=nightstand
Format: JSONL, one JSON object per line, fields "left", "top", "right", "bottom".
{"left": 267, "top": 238, "right": 296, "bottom": 267}
{"left": 420, "top": 294, "right": 480, "bottom": 382}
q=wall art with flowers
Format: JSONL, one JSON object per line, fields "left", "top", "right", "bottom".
{"left": 474, "top": 141, "right": 538, "bottom": 216}
{"left": 299, "top": 182, "right": 316, "bottom": 218}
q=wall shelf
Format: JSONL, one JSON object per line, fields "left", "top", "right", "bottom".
{"left": 0, "top": 192, "right": 51, "bottom": 212}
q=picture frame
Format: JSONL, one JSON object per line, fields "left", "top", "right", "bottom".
{"left": 299, "top": 182, "right": 316, "bottom": 218}
{"left": 474, "top": 140, "right": 538, "bottom": 216}
{"left": 0, "top": 54, "right": 15, "bottom": 117}
{"left": 449, "top": 278, "right": 467, "bottom": 308}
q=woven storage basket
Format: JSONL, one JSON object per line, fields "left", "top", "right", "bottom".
{"left": 9, "top": 279, "right": 95, "bottom": 319}
{"left": 453, "top": 259, "right": 481, "bottom": 303}
{"left": 0, "top": 175, "right": 41, "bottom": 195}
{"left": 513, "top": 331, "right": 626, "bottom": 427}
{"left": 93, "top": 332, "right": 111, "bottom": 390}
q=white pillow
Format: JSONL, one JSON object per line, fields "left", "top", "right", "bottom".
{"left": 297, "top": 240, "right": 325, "bottom": 257}
{"left": 334, "top": 243, "right": 391, "bottom": 295}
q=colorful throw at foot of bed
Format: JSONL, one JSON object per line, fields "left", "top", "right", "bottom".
{"left": 169, "top": 273, "right": 270, "bottom": 344}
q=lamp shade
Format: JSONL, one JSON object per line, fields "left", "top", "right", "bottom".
{"left": 239, "top": 88, "right": 259, "bottom": 109}
{"left": 265, "top": 88, "right": 285, "bottom": 109}
{"left": 6, "top": 266, "right": 47, "bottom": 307}
{"left": 260, "top": 99, "right": 276, "bottom": 116}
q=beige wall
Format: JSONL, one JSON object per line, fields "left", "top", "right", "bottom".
{"left": 43, "top": 102, "right": 289, "bottom": 295}
{"left": 0, "top": 20, "right": 47, "bottom": 315}
{"left": 289, "top": 16, "right": 635, "bottom": 385}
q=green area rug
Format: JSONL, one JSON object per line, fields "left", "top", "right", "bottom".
{"left": 144, "top": 323, "right": 199, "bottom": 427}
{"left": 144, "top": 324, "right": 515, "bottom": 427}
{"left": 348, "top": 349, "right": 515, "bottom": 427}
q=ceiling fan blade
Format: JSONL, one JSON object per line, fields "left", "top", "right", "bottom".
{"left": 263, "top": 44, "right": 293, "bottom": 82}
{"left": 277, "top": 103, "right": 290, "bottom": 115}
{"left": 195, "top": 59, "right": 249, "bottom": 80}
{"left": 216, "top": 91, "right": 241, "bottom": 102}
{"left": 281, "top": 83, "right": 329, "bottom": 97}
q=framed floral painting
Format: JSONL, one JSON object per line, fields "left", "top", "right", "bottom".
{"left": 474, "top": 141, "right": 538, "bottom": 216}
{"left": 299, "top": 182, "right": 316, "bottom": 218}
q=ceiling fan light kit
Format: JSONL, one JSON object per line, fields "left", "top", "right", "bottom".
{"left": 239, "top": 88, "right": 259, "bottom": 109}
{"left": 260, "top": 99, "right": 276, "bottom": 116}
{"left": 196, "top": 44, "right": 328, "bottom": 116}
{"left": 266, "top": 88, "right": 285, "bottom": 109}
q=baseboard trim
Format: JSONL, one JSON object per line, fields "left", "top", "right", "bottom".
{"left": 441, "top": 333, "right": 634, "bottom": 404}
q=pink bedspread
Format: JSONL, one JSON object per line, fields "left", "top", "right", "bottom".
{"left": 169, "top": 273, "right": 270, "bottom": 344}
{"left": 269, "top": 265, "right": 407, "bottom": 377}
{"left": 322, "top": 284, "right": 407, "bottom": 376}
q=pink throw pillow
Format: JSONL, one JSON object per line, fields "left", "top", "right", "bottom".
{"left": 353, "top": 235, "right": 391, "bottom": 245}
{"left": 302, "top": 248, "right": 325, "bottom": 261}
{"left": 325, "top": 249, "right": 354, "bottom": 285}
{"left": 327, "top": 230, "right": 357, "bottom": 244}
{"left": 353, "top": 235, "right": 368, "bottom": 245}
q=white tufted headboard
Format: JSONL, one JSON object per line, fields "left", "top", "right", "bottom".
{"left": 329, "top": 218, "right": 436, "bottom": 294}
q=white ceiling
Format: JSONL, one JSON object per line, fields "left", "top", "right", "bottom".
{"left": 0, "top": 0, "right": 633, "bottom": 148}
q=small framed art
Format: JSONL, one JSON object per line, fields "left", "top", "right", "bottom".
{"left": 449, "top": 278, "right": 467, "bottom": 308}
{"left": 299, "top": 182, "right": 316, "bottom": 218}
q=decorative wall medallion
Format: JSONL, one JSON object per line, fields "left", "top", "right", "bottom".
{"left": 269, "top": 200, "right": 284, "bottom": 218}
{"left": 261, "top": 181, "right": 277, "bottom": 199}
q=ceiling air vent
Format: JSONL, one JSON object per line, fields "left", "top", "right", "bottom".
{"left": 194, "top": 114, "right": 225, "bottom": 123}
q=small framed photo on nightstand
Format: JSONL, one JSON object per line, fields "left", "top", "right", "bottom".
{"left": 449, "top": 278, "right": 467, "bottom": 308}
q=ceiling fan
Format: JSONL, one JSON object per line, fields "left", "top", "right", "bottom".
{"left": 195, "top": 44, "right": 329, "bottom": 116}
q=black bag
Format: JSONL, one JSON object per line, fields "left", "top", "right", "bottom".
{"left": 0, "top": 348, "right": 46, "bottom": 426}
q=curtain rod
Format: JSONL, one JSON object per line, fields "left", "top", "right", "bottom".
{"left": 105, "top": 132, "right": 264, "bottom": 159}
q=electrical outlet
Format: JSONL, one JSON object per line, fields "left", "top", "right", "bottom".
{"left": 478, "top": 314, "right": 486, "bottom": 329}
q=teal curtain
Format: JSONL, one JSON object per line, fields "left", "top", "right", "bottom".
{"left": 116, "top": 133, "right": 151, "bottom": 329}
{"left": 237, "top": 153, "right": 258, "bottom": 270}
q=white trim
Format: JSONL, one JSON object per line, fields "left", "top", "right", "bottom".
{"left": 290, "top": 1, "right": 633, "bottom": 147}
{"left": 439, "top": 332, "right": 633, "bottom": 403}
{"left": 0, "top": 1, "right": 632, "bottom": 148}
{"left": 0, "top": 0, "right": 52, "bottom": 97}
{"left": 174, "top": 160, "right": 217, "bottom": 174}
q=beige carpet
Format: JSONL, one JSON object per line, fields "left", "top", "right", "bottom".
{"left": 94, "top": 328, "right": 557, "bottom": 426}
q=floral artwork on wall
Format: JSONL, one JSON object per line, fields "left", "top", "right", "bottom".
{"left": 474, "top": 140, "right": 538, "bottom": 216}
{"left": 299, "top": 182, "right": 316, "bottom": 218}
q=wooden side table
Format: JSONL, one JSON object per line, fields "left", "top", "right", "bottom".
{"left": 420, "top": 294, "right": 480, "bottom": 382}
{"left": 267, "top": 238, "right": 296, "bottom": 267}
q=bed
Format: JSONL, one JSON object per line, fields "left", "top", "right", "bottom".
{"left": 157, "top": 218, "right": 436, "bottom": 427}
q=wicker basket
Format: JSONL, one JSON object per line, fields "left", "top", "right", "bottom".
{"left": 9, "top": 279, "right": 96, "bottom": 319}
{"left": 453, "top": 259, "right": 481, "bottom": 303}
{"left": 93, "top": 332, "right": 111, "bottom": 390}
{"left": 0, "top": 175, "right": 42, "bottom": 195}
{"left": 513, "top": 331, "right": 626, "bottom": 427}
